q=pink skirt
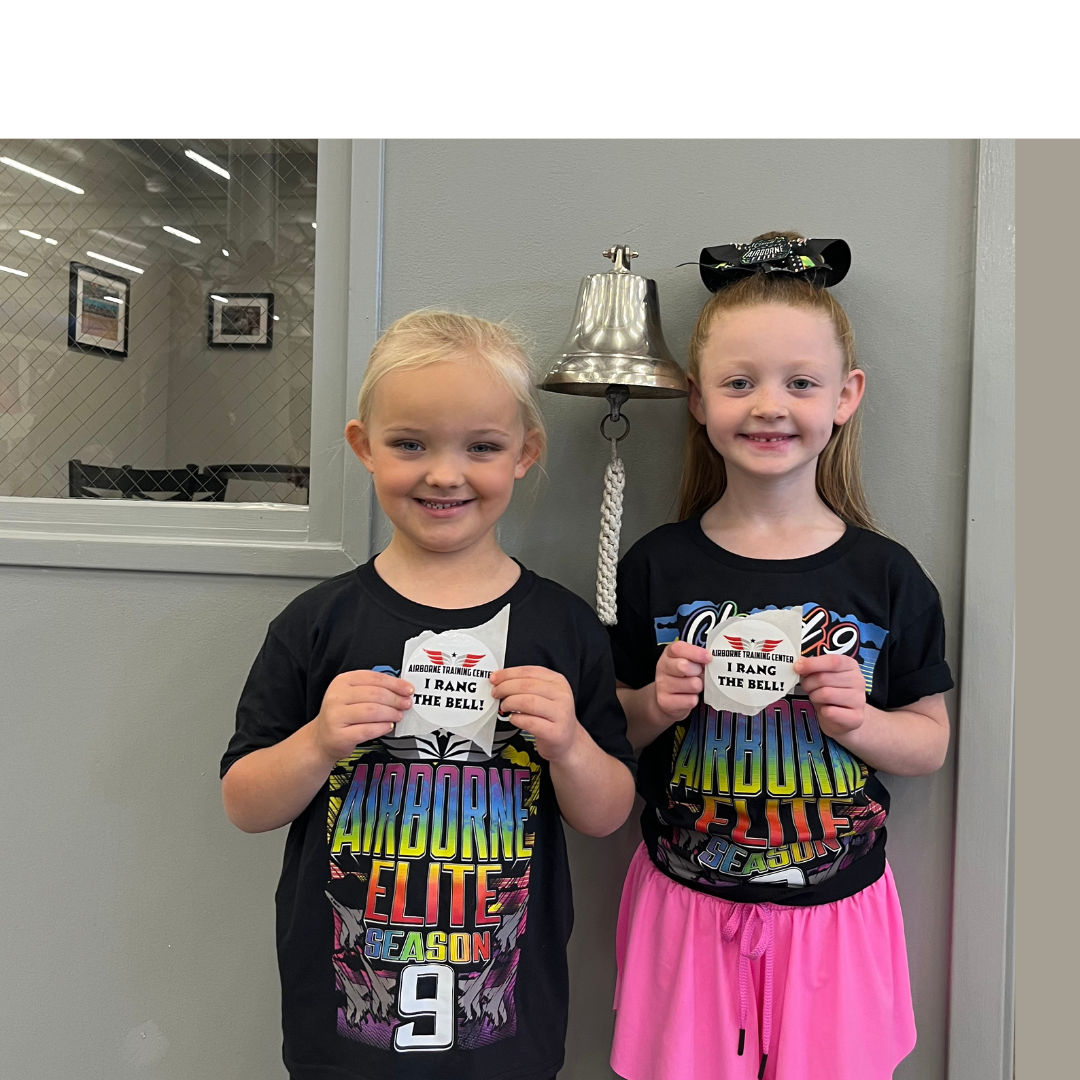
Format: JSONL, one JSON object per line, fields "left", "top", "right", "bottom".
{"left": 611, "top": 843, "right": 916, "bottom": 1080}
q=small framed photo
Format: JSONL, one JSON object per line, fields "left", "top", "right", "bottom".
{"left": 207, "top": 292, "right": 274, "bottom": 349}
{"left": 68, "top": 262, "right": 130, "bottom": 359}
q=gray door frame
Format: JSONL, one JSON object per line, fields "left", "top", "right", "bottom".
{"left": 946, "top": 138, "right": 1015, "bottom": 1080}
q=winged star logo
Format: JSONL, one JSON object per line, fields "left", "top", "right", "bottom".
{"left": 424, "top": 648, "right": 487, "bottom": 668}
{"left": 724, "top": 634, "right": 784, "bottom": 653}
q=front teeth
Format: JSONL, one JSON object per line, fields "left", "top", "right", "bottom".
{"left": 420, "top": 500, "right": 466, "bottom": 508}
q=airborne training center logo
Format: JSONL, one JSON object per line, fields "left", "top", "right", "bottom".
{"left": 423, "top": 648, "right": 487, "bottom": 670}
{"left": 723, "top": 633, "right": 784, "bottom": 654}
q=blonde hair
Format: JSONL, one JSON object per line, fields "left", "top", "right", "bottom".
{"left": 357, "top": 309, "right": 547, "bottom": 459}
{"left": 678, "top": 231, "right": 877, "bottom": 531}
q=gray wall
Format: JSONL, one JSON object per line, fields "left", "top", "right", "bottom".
{"left": 0, "top": 139, "right": 977, "bottom": 1079}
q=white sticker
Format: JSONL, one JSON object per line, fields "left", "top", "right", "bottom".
{"left": 405, "top": 631, "right": 496, "bottom": 730}
{"left": 394, "top": 604, "right": 510, "bottom": 756}
{"left": 703, "top": 608, "right": 803, "bottom": 715}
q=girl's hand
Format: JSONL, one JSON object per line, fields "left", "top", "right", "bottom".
{"left": 490, "top": 666, "right": 580, "bottom": 763}
{"left": 655, "top": 640, "right": 712, "bottom": 722}
{"left": 793, "top": 655, "right": 867, "bottom": 737}
{"left": 312, "top": 670, "right": 414, "bottom": 764}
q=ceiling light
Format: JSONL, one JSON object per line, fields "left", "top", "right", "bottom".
{"left": 185, "top": 149, "right": 230, "bottom": 180}
{"left": 0, "top": 156, "right": 84, "bottom": 195}
{"left": 211, "top": 294, "right": 229, "bottom": 303}
{"left": 221, "top": 248, "right": 229, "bottom": 257}
{"left": 272, "top": 315, "right": 280, "bottom": 321}
{"left": 0, "top": 265, "right": 29, "bottom": 277}
{"left": 18, "top": 229, "right": 42, "bottom": 240}
{"left": 44, "top": 238, "right": 58, "bottom": 245}
{"left": 93, "top": 229, "right": 146, "bottom": 251}
{"left": 86, "top": 251, "right": 145, "bottom": 274}
{"left": 102, "top": 295, "right": 124, "bottom": 304}
{"left": 163, "top": 226, "right": 201, "bottom": 244}
{"left": 311, "top": 222, "right": 316, "bottom": 229}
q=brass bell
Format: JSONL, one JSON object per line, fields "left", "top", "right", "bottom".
{"left": 541, "top": 247, "right": 687, "bottom": 626}
{"left": 541, "top": 246, "right": 688, "bottom": 398}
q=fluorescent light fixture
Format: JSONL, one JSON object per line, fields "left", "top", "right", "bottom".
{"left": 211, "top": 294, "right": 230, "bottom": 303}
{"left": 86, "top": 251, "right": 145, "bottom": 274}
{"left": 163, "top": 225, "right": 201, "bottom": 244}
{"left": 93, "top": 229, "right": 146, "bottom": 251}
{"left": 102, "top": 295, "right": 124, "bottom": 304}
{"left": 0, "top": 265, "right": 29, "bottom": 277}
{"left": 0, "top": 156, "right": 84, "bottom": 195}
{"left": 18, "top": 229, "right": 42, "bottom": 240}
{"left": 185, "top": 148, "right": 230, "bottom": 180}
{"left": 44, "top": 238, "right": 58, "bottom": 245}
{"left": 221, "top": 248, "right": 229, "bottom": 257}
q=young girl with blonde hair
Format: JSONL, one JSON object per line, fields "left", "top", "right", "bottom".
{"left": 608, "top": 235, "right": 952, "bottom": 1080}
{"left": 222, "top": 310, "right": 636, "bottom": 1080}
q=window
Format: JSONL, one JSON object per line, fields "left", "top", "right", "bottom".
{"left": 0, "top": 139, "right": 382, "bottom": 577}
{"left": 0, "top": 139, "right": 317, "bottom": 504}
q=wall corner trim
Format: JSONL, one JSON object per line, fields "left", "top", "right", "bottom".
{"left": 946, "top": 138, "right": 1016, "bottom": 1080}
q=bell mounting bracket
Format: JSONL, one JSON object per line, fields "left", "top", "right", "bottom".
{"left": 602, "top": 245, "right": 638, "bottom": 274}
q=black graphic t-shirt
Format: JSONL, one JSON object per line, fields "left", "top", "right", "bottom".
{"left": 609, "top": 516, "right": 953, "bottom": 907}
{"left": 221, "top": 559, "right": 635, "bottom": 1080}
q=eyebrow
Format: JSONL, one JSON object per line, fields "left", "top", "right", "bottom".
{"left": 709, "top": 359, "right": 835, "bottom": 375}
{"left": 381, "top": 426, "right": 514, "bottom": 437}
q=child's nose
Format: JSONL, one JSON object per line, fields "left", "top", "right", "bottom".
{"left": 750, "top": 388, "right": 788, "bottom": 419}
{"left": 425, "top": 453, "right": 466, "bottom": 488}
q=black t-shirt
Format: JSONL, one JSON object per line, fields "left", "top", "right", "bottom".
{"left": 222, "top": 559, "right": 635, "bottom": 1080}
{"left": 609, "top": 516, "right": 953, "bottom": 907}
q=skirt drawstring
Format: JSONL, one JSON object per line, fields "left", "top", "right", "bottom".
{"left": 721, "top": 903, "right": 775, "bottom": 1080}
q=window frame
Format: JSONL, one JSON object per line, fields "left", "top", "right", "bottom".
{"left": 0, "top": 139, "right": 381, "bottom": 579}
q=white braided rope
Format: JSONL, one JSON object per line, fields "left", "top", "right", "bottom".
{"left": 596, "top": 445, "right": 625, "bottom": 626}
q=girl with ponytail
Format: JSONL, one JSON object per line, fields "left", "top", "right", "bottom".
{"left": 607, "top": 233, "right": 953, "bottom": 1080}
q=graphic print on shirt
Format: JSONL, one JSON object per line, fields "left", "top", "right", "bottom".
{"left": 325, "top": 666, "right": 539, "bottom": 1053}
{"left": 654, "top": 600, "right": 888, "bottom": 888}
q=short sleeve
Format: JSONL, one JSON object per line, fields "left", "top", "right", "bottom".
{"left": 220, "top": 626, "right": 310, "bottom": 778}
{"left": 607, "top": 547, "right": 660, "bottom": 690}
{"left": 575, "top": 618, "right": 637, "bottom": 778}
{"left": 886, "top": 598, "right": 954, "bottom": 710}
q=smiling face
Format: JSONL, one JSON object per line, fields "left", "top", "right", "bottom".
{"left": 345, "top": 357, "right": 542, "bottom": 558}
{"left": 689, "top": 303, "right": 865, "bottom": 487}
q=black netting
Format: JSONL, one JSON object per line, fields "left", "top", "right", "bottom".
{"left": 0, "top": 139, "right": 316, "bottom": 503}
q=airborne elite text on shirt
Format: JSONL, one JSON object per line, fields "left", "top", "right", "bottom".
{"left": 608, "top": 517, "right": 953, "bottom": 908}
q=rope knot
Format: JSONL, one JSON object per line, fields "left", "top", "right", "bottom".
{"left": 596, "top": 449, "right": 625, "bottom": 625}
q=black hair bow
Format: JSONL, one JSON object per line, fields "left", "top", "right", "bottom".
{"left": 697, "top": 237, "right": 851, "bottom": 292}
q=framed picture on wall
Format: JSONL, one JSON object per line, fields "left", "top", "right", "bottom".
{"left": 68, "top": 262, "right": 130, "bottom": 359}
{"left": 207, "top": 292, "right": 274, "bottom": 349}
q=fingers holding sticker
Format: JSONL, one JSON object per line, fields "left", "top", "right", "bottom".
{"left": 394, "top": 605, "right": 510, "bottom": 756}
{"left": 703, "top": 609, "right": 803, "bottom": 715}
